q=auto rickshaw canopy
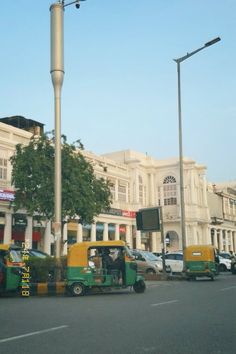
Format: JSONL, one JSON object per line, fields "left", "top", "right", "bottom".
{"left": 184, "top": 244, "right": 215, "bottom": 262}
{"left": 67, "top": 240, "right": 127, "bottom": 267}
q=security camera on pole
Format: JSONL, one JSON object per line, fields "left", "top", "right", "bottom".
{"left": 50, "top": 0, "right": 86, "bottom": 258}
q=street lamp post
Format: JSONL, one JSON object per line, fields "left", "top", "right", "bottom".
{"left": 50, "top": 0, "right": 85, "bottom": 258}
{"left": 173, "top": 37, "right": 221, "bottom": 254}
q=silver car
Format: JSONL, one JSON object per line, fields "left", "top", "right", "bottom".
{"left": 130, "top": 250, "right": 160, "bottom": 274}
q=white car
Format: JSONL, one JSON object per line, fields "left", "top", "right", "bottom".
{"left": 156, "top": 252, "right": 183, "bottom": 273}
{"left": 218, "top": 255, "right": 231, "bottom": 272}
{"left": 156, "top": 252, "right": 231, "bottom": 274}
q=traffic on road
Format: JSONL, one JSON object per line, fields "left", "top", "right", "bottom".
{"left": 0, "top": 272, "right": 235, "bottom": 354}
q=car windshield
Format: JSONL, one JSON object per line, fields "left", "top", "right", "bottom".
{"left": 30, "top": 250, "right": 46, "bottom": 258}
{"left": 141, "top": 251, "right": 158, "bottom": 261}
{"left": 9, "top": 250, "right": 22, "bottom": 263}
{"left": 220, "top": 253, "right": 231, "bottom": 259}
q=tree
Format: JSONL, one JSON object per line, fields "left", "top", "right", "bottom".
{"left": 10, "top": 133, "right": 112, "bottom": 225}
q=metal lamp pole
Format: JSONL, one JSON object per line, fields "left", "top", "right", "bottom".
{"left": 173, "top": 37, "right": 221, "bottom": 254}
{"left": 50, "top": 0, "right": 85, "bottom": 258}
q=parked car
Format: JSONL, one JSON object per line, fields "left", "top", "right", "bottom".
{"left": 152, "top": 252, "right": 162, "bottom": 258}
{"left": 219, "top": 252, "right": 232, "bottom": 260}
{"left": 27, "top": 249, "right": 50, "bottom": 258}
{"left": 130, "top": 250, "right": 160, "bottom": 274}
{"left": 156, "top": 252, "right": 183, "bottom": 273}
{"left": 10, "top": 246, "right": 51, "bottom": 259}
{"left": 218, "top": 255, "right": 231, "bottom": 272}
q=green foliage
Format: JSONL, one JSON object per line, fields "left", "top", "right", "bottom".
{"left": 10, "top": 133, "right": 112, "bottom": 224}
{"left": 26, "top": 256, "right": 67, "bottom": 282}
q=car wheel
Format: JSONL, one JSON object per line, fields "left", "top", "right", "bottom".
{"left": 219, "top": 264, "right": 227, "bottom": 272}
{"left": 70, "top": 282, "right": 86, "bottom": 296}
{"left": 146, "top": 269, "right": 156, "bottom": 274}
{"left": 133, "top": 280, "right": 146, "bottom": 294}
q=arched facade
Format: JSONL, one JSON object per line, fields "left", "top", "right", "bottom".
{"left": 0, "top": 121, "right": 235, "bottom": 255}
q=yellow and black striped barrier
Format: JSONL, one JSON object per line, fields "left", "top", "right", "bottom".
{"left": 29, "top": 282, "right": 66, "bottom": 296}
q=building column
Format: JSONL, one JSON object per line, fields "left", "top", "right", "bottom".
{"left": 76, "top": 223, "right": 83, "bottom": 243}
{"left": 136, "top": 230, "right": 142, "bottom": 250}
{"left": 202, "top": 176, "right": 208, "bottom": 207}
{"left": 233, "top": 231, "right": 236, "bottom": 253}
{"left": 62, "top": 223, "right": 68, "bottom": 256}
{"left": 135, "top": 171, "right": 139, "bottom": 203}
{"left": 25, "top": 216, "right": 33, "bottom": 249}
{"left": 218, "top": 229, "right": 223, "bottom": 251}
{"left": 190, "top": 170, "right": 196, "bottom": 204}
{"left": 229, "top": 230, "right": 233, "bottom": 252}
{"left": 91, "top": 223, "right": 96, "bottom": 242}
{"left": 151, "top": 232, "right": 158, "bottom": 252}
{"left": 103, "top": 222, "right": 109, "bottom": 241}
{"left": 204, "top": 225, "right": 211, "bottom": 245}
{"left": 225, "top": 230, "right": 229, "bottom": 252}
{"left": 115, "top": 224, "right": 120, "bottom": 241}
{"left": 192, "top": 225, "right": 198, "bottom": 245}
{"left": 125, "top": 224, "right": 132, "bottom": 248}
{"left": 149, "top": 173, "right": 155, "bottom": 205}
{"left": 213, "top": 228, "right": 218, "bottom": 249}
{"left": 43, "top": 220, "right": 52, "bottom": 255}
{"left": 3, "top": 212, "right": 12, "bottom": 244}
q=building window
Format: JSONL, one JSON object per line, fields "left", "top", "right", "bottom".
{"left": 163, "top": 175, "right": 177, "bottom": 206}
{"left": 0, "top": 158, "right": 7, "bottom": 180}
{"left": 118, "top": 181, "right": 127, "bottom": 202}
{"left": 108, "top": 178, "right": 116, "bottom": 201}
{"left": 139, "top": 176, "right": 144, "bottom": 204}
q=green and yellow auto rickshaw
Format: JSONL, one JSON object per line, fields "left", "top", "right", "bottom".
{"left": 0, "top": 244, "right": 24, "bottom": 294}
{"left": 184, "top": 245, "right": 218, "bottom": 281}
{"left": 67, "top": 240, "right": 146, "bottom": 296}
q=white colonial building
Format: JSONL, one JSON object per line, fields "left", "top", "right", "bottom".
{"left": 0, "top": 116, "right": 235, "bottom": 254}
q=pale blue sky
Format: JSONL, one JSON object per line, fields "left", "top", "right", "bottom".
{"left": 1, "top": 1, "right": 235, "bottom": 183}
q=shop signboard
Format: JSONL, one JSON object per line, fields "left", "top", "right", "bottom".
{"left": 0, "top": 189, "right": 15, "bottom": 202}
{"left": 13, "top": 214, "right": 27, "bottom": 227}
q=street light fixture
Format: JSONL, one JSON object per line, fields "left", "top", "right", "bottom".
{"left": 173, "top": 37, "right": 221, "bottom": 254}
{"left": 50, "top": 0, "right": 86, "bottom": 258}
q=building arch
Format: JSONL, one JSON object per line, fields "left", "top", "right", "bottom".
{"left": 165, "top": 230, "right": 180, "bottom": 251}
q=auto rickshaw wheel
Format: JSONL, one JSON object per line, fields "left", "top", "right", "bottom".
{"left": 133, "top": 280, "right": 146, "bottom": 294}
{"left": 70, "top": 282, "right": 86, "bottom": 296}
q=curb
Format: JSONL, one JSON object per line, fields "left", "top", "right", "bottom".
{"left": 144, "top": 273, "right": 185, "bottom": 281}
{"left": 29, "top": 282, "right": 66, "bottom": 296}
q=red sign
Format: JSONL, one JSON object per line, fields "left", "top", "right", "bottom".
{"left": 121, "top": 210, "right": 136, "bottom": 218}
{"left": 119, "top": 226, "right": 126, "bottom": 233}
